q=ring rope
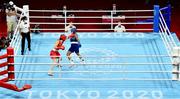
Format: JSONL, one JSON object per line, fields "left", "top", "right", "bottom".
{"left": 29, "top": 10, "right": 154, "bottom": 13}
{"left": 159, "top": 25, "right": 173, "bottom": 51}
{"left": 11, "top": 78, "right": 175, "bottom": 81}
{"left": 159, "top": 11, "right": 177, "bottom": 47}
{"left": 9, "top": 70, "right": 180, "bottom": 73}
{"left": 30, "top": 22, "right": 153, "bottom": 25}
{"left": 15, "top": 36, "right": 22, "bottom": 55}
{"left": 29, "top": 16, "right": 154, "bottom": 19}
{"left": 30, "top": 29, "right": 153, "bottom": 31}
{"left": 9, "top": 63, "right": 174, "bottom": 65}
{"left": 159, "top": 24, "right": 173, "bottom": 62}
{"left": 159, "top": 19, "right": 174, "bottom": 49}
{"left": 10, "top": 13, "right": 23, "bottom": 47}
{"left": 159, "top": 20, "right": 175, "bottom": 63}
{"left": 10, "top": 55, "right": 178, "bottom": 57}
{"left": 160, "top": 6, "right": 169, "bottom": 11}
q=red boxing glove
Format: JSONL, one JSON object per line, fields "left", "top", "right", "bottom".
{"left": 56, "top": 45, "right": 65, "bottom": 50}
{"left": 68, "top": 33, "right": 75, "bottom": 39}
{"left": 60, "top": 34, "right": 67, "bottom": 41}
{"left": 60, "top": 45, "right": 65, "bottom": 50}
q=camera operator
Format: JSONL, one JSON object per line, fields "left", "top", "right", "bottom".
{"left": 5, "top": 1, "right": 18, "bottom": 40}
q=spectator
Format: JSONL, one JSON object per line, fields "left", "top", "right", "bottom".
{"left": 114, "top": 21, "right": 126, "bottom": 32}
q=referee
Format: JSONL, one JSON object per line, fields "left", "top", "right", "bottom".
{"left": 19, "top": 16, "right": 31, "bottom": 55}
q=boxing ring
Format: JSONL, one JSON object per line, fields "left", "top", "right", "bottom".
{"left": 1, "top": 5, "right": 180, "bottom": 99}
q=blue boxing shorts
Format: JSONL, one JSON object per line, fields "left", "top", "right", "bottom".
{"left": 68, "top": 44, "right": 79, "bottom": 53}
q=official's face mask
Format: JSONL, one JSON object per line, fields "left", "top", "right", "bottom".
{"left": 24, "top": 20, "right": 28, "bottom": 24}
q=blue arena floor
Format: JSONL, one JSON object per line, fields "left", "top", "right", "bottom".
{"left": 1, "top": 32, "right": 180, "bottom": 99}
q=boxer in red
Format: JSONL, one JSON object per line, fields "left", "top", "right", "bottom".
{"left": 48, "top": 34, "right": 67, "bottom": 76}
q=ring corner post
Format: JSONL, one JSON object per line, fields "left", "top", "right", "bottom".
{"left": 7, "top": 47, "right": 15, "bottom": 81}
{"left": 23, "top": 5, "right": 30, "bottom": 27}
{"left": 167, "top": 4, "right": 171, "bottom": 30}
{"left": 153, "top": 5, "right": 160, "bottom": 33}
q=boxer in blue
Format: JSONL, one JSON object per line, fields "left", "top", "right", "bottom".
{"left": 66, "top": 28, "right": 84, "bottom": 64}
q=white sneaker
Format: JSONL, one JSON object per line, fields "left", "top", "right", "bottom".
{"left": 56, "top": 65, "right": 62, "bottom": 68}
{"left": 80, "top": 59, "right": 85, "bottom": 64}
{"left": 69, "top": 60, "right": 75, "bottom": 68}
{"left": 48, "top": 71, "right": 53, "bottom": 76}
{"left": 70, "top": 60, "right": 74, "bottom": 64}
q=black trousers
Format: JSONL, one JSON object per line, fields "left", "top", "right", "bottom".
{"left": 21, "top": 32, "right": 31, "bottom": 53}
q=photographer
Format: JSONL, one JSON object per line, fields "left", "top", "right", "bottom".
{"left": 0, "top": 37, "right": 9, "bottom": 51}
{"left": 5, "top": 1, "right": 18, "bottom": 39}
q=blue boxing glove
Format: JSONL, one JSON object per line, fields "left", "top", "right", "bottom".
{"left": 78, "top": 42, "right": 82, "bottom": 48}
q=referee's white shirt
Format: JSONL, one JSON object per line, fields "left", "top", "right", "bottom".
{"left": 114, "top": 25, "right": 126, "bottom": 32}
{"left": 19, "top": 20, "right": 29, "bottom": 33}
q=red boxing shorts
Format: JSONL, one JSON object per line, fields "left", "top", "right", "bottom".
{"left": 50, "top": 50, "right": 61, "bottom": 59}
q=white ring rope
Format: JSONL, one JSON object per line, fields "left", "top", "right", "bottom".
{"left": 159, "top": 24, "right": 173, "bottom": 52}
{"left": 30, "top": 28, "right": 153, "bottom": 31}
{"left": 159, "top": 25, "right": 173, "bottom": 63}
{"left": 29, "top": 9, "right": 154, "bottom": 32}
{"left": 158, "top": 10, "right": 179, "bottom": 65}
{"left": 9, "top": 70, "right": 180, "bottom": 73}
{"left": 160, "top": 6, "right": 169, "bottom": 11}
{"left": 159, "top": 19, "right": 174, "bottom": 49}
{"left": 159, "top": 11, "right": 177, "bottom": 47}
{"left": 11, "top": 78, "right": 174, "bottom": 81}
{"left": 10, "top": 55, "right": 178, "bottom": 57}
{"left": 9, "top": 63, "right": 174, "bottom": 65}
{"left": 15, "top": 35, "right": 22, "bottom": 55}
{"left": 30, "top": 22, "right": 153, "bottom": 25}
{"left": 159, "top": 19, "right": 176, "bottom": 61}
{"left": 29, "top": 10, "right": 154, "bottom": 13}
{"left": 10, "top": 13, "right": 23, "bottom": 47}
{"left": 29, "top": 16, "right": 154, "bottom": 19}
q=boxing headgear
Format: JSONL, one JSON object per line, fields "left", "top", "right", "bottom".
{"left": 60, "top": 34, "right": 67, "bottom": 41}
{"left": 71, "top": 28, "right": 76, "bottom": 33}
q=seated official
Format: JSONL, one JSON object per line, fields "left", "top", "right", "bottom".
{"left": 114, "top": 21, "right": 126, "bottom": 32}
{"left": 32, "top": 24, "right": 40, "bottom": 34}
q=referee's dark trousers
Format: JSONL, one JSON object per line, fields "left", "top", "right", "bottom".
{"left": 21, "top": 32, "right": 31, "bottom": 55}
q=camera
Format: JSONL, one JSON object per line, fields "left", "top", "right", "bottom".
{"left": 4, "top": 1, "right": 15, "bottom": 11}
